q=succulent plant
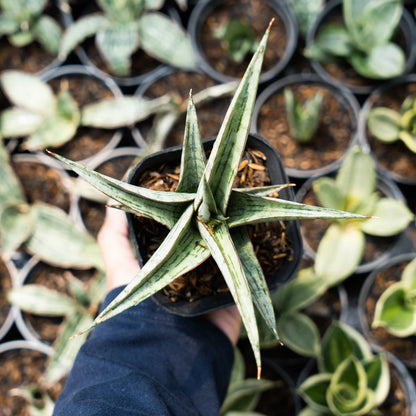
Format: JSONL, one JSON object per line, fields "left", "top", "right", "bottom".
{"left": 215, "top": 18, "right": 259, "bottom": 64}
{"left": 284, "top": 87, "right": 323, "bottom": 143}
{"left": 49, "top": 23, "right": 366, "bottom": 376}
{"left": 59, "top": 0, "right": 196, "bottom": 76}
{"left": 0, "top": 0, "right": 62, "bottom": 55}
{"left": 367, "top": 93, "right": 416, "bottom": 153}
{"left": 298, "top": 321, "right": 391, "bottom": 415}
{"left": 286, "top": 0, "right": 324, "bottom": 38}
{"left": 373, "top": 257, "right": 416, "bottom": 337}
{"left": 310, "top": 145, "right": 414, "bottom": 281}
{"left": 305, "top": 0, "right": 405, "bottom": 80}
{"left": 0, "top": 70, "right": 171, "bottom": 151}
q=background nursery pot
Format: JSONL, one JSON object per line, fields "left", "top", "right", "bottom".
{"left": 252, "top": 73, "right": 360, "bottom": 179}
{"left": 305, "top": 0, "right": 416, "bottom": 96}
{"left": 359, "top": 252, "right": 416, "bottom": 369}
{"left": 126, "top": 133, "right": 303, "bottom": 316}
{"left": 187, "top": 0, "right": 298, "bottom": 84}
{"left": 359, "top": 73, "right": 416, "bottom": 186}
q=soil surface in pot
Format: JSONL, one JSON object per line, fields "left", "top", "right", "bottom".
{"left": 79, "top": 153, "right": 139, "bottom": 237}
{"left": 299, "top": 188, "right": 397, "bottom": 267}
{"left": 365, "top": 83, "right": 416, "bottom": 182}
{"left": 0, "top": 347, "right": 64, "bottom": 416}
{"left": 363, "top": 260, "right": 416, "bottom": 366}
{"left": 11, "top": 159, "right": 71, "bottom": 213}
{"left": 199, "top": 0, "right": 288, "bottom": 79}
{"left": 256, "top": 82, "right": 355, "bottom": 172}
{"left": 47, "top": 75, "right": 117, "bottom": 161}
{"left": 138, "top": 71, "right": 232, "bottom": 148}
{"left": 131, "top": 147, "right": 294, "bottom": 303}
{"left": 22, "top": 263, "right": 99, "bottom": 345}
{"left": 0, "top": 259, "right": 12, "bottom": 333}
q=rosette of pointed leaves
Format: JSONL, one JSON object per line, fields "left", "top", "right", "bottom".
{"left": 0, "top": 0, "right": 62, "bottom": 55}
{"left": 59, "top": 0, "right": 196, "bottom": 76}
{"left": 373, "top": 257, "right": 416, "bottom": 337}
{"left": 49, "top": 25, "right": 365, "bottom": 376}
{"left": 298, "top": 322, "right": 390, "bottom": 416}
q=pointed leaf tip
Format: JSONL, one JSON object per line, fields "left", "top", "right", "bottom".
{"left": 189, "top": 89, "right": 192, "bottom": 98}
{"left": 257, "top": 366, "right": 262, "bottom": 380}
{"left": 268, "top": 18, "right": 275, "bottom": 31}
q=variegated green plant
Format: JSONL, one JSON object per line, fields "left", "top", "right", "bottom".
{"left": 298, "top": 321, "right": 391, "bottom": 416}
{"left": 372, "top": 257, "right": 416, "bottom": 337}
{"left": 220, "top": 348, "right": 280, "bottom": 416}
{"left": 49, "top": 24, "right": 366, "bottom": 376}
{"left": 0, "top": 70, "right": 171, "bottom": 151}
{"left": 0, "top": 147, "right": 103, "bottom": 269}
{"left": 8, "top": 270, "right": 106, "bottom": 383}
{"left": 286, "top": 0, "right": 324, "bottom": 38}
{"left": 284, "top": 87, "right": 323, "bottom": 143}
{"left": 305, "top": 0, "right": 405, "bottom": 80}
{"left": 215, "top": 18, "right": 259, "bottom": 64}
{"left": 367, "top": 93, "right": 416, "bottom": 153}
{"left": 0, "top": 0, "right": 62, "bottom": 55}
{"left": 310, "top": 145, "right": 414, "bottom": 280}
{"left": 58, "top": 0, "right": 196, "bottom": 77}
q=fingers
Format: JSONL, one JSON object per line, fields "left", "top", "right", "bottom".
{"left": 98, "top": 207, "right": 140, "bottom": 292}
{"left": 205, "top": 305, "right": 242, "bottom": 346}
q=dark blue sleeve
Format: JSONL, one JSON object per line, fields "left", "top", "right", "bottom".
{"left": 53, "top": 287, "right": 235, "bottom": 416}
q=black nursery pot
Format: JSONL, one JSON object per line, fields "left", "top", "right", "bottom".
{"left": 126, "top": 133, "right": 303, "bottom": 316}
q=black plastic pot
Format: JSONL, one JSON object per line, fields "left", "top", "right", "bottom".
{"left": 358, "top": 252, "right": 416, "bottom": 369}
{"left": 187, "top": 0, "right": 298, "bottom": 84}
{"left": 359, "top": 74, "right": 416, "bottom": 186}
{"left": 252, "top": 73, "right": 360, "bottom": 179}
{"left": 306, "top": 0, "right": 416, "bottom": 96}
{"left": 126, "top": 133, "right": 303, "bottom": 316}
{"left": 295, "top": 169, "right": 410, "bottom": 275}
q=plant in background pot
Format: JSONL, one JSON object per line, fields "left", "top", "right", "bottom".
{"left": 58, "top": 0, "right": 196, "bottom": 78}
{"left": 296, "top": 145, "right": 414, "bottom": 276}
{"left": 49, "top": 24, "right": 366, "bottom": 376}
{"left": 0, "top": 69, "right": 171, "bottom": 153}
{"left": 298, "top": 321, "right": 399, "bottom": 416}
{"left": 359, "top": 253, "right": 416, "bottom": 369}
{"left": 284, "top": 87, "right": 323, "bottom": 144}
{"left": 0, "top": 0, "right": 63, "bottom": 74}
{"left": 286, "top": 0, "right": 324, "bottom": 39}
{"left": 305, "top": 0, "right": 416, "bottom": 95}
{"left": 252, "top": 73, "right": 360, "bottom": 179}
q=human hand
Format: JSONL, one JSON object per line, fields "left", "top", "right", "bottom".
{"left": 97, "top": 207, "right": 140, "bottom": 292}
{"left": 97, "top": 207, "right": 242, "bottom": 345}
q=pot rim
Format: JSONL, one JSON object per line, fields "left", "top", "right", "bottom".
{"left": 125, "top": 133, "right": 303, "bottom": 316}
{"left": 187, "top": 0, "right": 299, "bottom": 84}
{"left": 251, "top": 72, "right": 360, "bottom": 179}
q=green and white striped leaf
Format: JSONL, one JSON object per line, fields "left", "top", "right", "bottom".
{"left": 7, "top": 284, "right": 76, "bottom": 316}
{"left": 26, "top": 203, "right": 103, "bottom": 270}
{"left": 81, "top": 95, "right": 171, "bottom": 128}
{"left": 226, "top": 192, "right": 365, "bottom": 228}
{"left": 277, "top": 312, "right": 321, "bottom": 358}
{"left": 33, "top": 15, "right": 62, "bottom": 55}
{"left": 139, "top": 12, "right": 196, "bottom": 70}
{"left": 364, "top": 355, "right": 390, "bottom": 406}
{"left": 0, "top": 108, "right": 44, "bottom": 138}
{"left": 59, "top": 14, "right": 110, "bottom": 60}
{"left": 233, "top": 183, "right": 295, "bottom": 197}
{"left": 0, "top": 204, "right": 33, "bottom": 256}
{"left": 231, "top": 227, "right": 278, "bottom": 340}
{"left": 85, "top": 205, "right": 210, "bottom": 331}
{"left": 96, "top": 21, "right": 140, "bottom": 76}
{"left": 46, "top": 312, "right": 93, "bottom": 383}
{"left": 202, "top": 23, "right": 270, "bottom": 215}
{"left": 0, "top": 163, "right": 26, "bottom": 209}
{"left": 48, "top": 151, "right": 194, "bottom": 229}
{"left": 0, "top": 70, "right": 56, "bottom": 114}
{"left": 176, "top": 95, "right": 206, "bottom": 193}
{"left": 197, "top": 219, "right": 261, "bottom": 376}
{"left": 298, "top": 373, "right": 332, "bottom": 412}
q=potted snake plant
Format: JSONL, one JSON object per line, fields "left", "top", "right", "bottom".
{"left": 48, "top": 23, "right": 366, "bottom": 377}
